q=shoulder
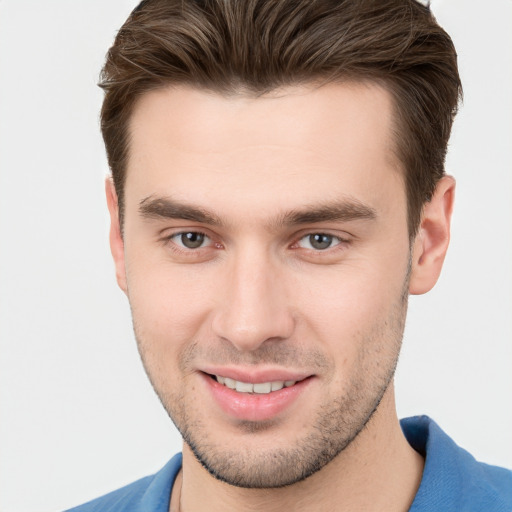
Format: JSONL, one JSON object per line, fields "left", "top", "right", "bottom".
{"left": 64, "top": 454, "right": 182, "bottom": 512}
{"left": 402, "top": 416, "right": 512, "bottom": 512}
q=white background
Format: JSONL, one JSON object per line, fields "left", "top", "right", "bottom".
{"left": 0, "top": 1, "right": 511, "bottom": 511}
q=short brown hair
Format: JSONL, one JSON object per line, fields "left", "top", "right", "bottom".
{"left": 99, "top": 0, "right": 462, "bottom": 236}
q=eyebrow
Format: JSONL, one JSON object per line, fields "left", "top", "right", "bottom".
{"left": 139, "top": 195, "right": 377, "bottom": 228}
{"left": 139, "top": 196, "right": 223, "bottom": 225}
{"left": 276, "top": 201, "right": 377, "bottom": 227}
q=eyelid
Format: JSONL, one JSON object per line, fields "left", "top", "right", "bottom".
{"left": 292, "top": 229, "right": 351, "bottom": 245}
{"left": 158, "top": 227, "right": 352, "bottom": 258}
{"left": 296, "top": 233, "right": 342, "bottom": 250}
{"left": 159, "top": 228, "right": 219, "bottom": 250}
{"left": 174, "top": 231, "right": 211, "bottom": 249}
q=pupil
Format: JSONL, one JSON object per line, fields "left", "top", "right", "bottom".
{"left": 182, "top": 232, "right": 204, "bottom": 248}
{"left": 310, "top": 234, "right": 332, "bottom": 250}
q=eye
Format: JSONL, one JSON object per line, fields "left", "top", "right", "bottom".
{"left": 297, "top": 233, "right": 341, "bottom": 250}
{"left": 171, "top": 231, "right": 211, "bottom": 249}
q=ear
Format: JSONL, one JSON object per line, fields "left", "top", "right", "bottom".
{"left": 105, "top": 177, "right": 128, "bottom": 293}
{"left": 409, "top": 176, "right": 456, "bottom": 295}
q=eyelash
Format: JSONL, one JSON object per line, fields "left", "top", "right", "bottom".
{"left": 161, "top": 231, "right": 218, "bottom": 253}
{"left": 160, "top": 230, "right": 351, "bottom": 257}
{"left": 293, "top": 233, "right": 347, "bottom": 251}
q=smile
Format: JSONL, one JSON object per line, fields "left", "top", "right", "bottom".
{"left": 204, "top": 372, "right": 313, "bottom": 421}
{"left": 214, "top": 375, "right": 297, "bottom": 394}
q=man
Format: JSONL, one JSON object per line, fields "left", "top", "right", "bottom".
{"left": 67, "top": 0, "right": 512, "bottom": 510}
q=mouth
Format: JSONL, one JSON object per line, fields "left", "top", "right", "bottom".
{"left": 201, "top": 370, "right": 313, "bottom": 421}
{"left": 200, "top": 368, "right": 314, "bottom": 421}
{"left": 211, "top": 374, "right": 299, "bottom": 394}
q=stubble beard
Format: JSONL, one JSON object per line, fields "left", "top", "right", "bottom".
{"left": 133, "top": 266, "right": 410, "bottom": 489}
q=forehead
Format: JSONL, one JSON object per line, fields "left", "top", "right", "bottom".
{"left": 125, "top": 82, "right": 404, "bottom": 222}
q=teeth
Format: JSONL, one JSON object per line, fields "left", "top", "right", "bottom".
{"left": 253, "top": 382, "right": 272, "bottom": 394}
{"left": 271, "top": 381, "right": 284, "bottom": 391}
{"left": 215, "top": 375, "right": 297, "bottom": 394}
{"left": 235, "top": 381, "right": 253, "bottom": 393}
{"left": 224, "top": 377, "right": 236, "bottom": 390}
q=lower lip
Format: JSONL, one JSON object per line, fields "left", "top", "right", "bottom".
{"left": 202, "top": 373, "right": 312, "bottom": 422}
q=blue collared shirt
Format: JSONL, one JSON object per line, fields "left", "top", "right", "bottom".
{"left": 65, "top": 416, "right": 512, "bottom": 511}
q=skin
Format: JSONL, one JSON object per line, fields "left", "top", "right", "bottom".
{"left": 107, "top": 82, "right": 455, "bottom": 512}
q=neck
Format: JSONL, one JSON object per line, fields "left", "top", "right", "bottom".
{"left": 174, "top": 383, "right": 423, "bottom": 512}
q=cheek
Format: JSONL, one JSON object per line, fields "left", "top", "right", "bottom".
{"left": 127, "top": 268, "right": 211, "bottom": 396}
{"left": 296, "top": 258, "right": 408, "bottom": 366}
{"left": 125, "top": 256, "right": 216, "bottom": 349}
{"left": 300, "top": 263, "right": 401, "bottom": 329}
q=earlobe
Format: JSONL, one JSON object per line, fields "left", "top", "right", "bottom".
{"left": 105, "top": 177, "right": 128, "bottom": 293}
{"left": 409, "top": 176, "right": 456, "bottom": 295}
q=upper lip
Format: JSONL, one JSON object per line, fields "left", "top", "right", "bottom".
{"left": 200, "top": 366, "right": 313, "bottom": 384}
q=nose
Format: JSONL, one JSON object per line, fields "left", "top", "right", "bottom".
{"left": 211, "top": 248, "right": 294, "bottom": 352}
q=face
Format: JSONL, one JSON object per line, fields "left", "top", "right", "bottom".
{"left": 115, "top": 83, "right": 413, "bottom": 488}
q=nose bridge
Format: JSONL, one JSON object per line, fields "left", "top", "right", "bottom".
{"left": 212, "top": 243, "right": 293, "bottom": 351}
